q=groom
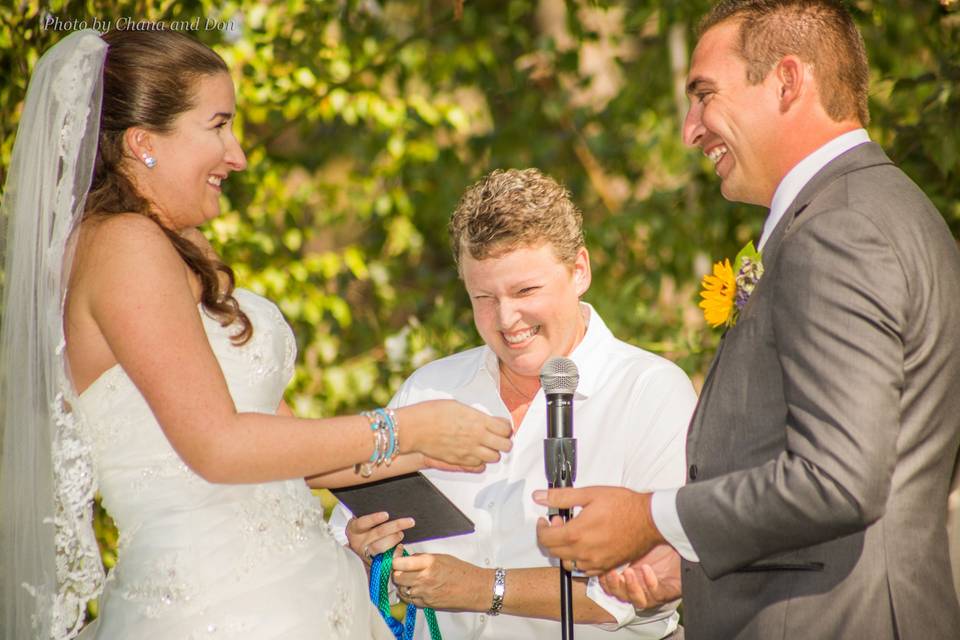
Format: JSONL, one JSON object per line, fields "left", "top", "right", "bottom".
{"left": 535, "top": 1, "right": 960, "bottom": 638}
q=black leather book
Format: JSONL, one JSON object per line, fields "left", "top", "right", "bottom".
{"left": 331, "top": 471, "right": 475, "bottom": 544}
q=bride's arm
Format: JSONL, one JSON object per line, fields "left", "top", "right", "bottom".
{"left": 273, "top": 400, "right": 424, "bottom": 488}
{"left": 73, "top": 215, "right": 511, "bottom": 484}
{"left": 272, "top": 400, "right": 485, "bottom": 489}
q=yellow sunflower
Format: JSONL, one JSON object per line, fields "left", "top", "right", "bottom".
{"left": 699, "top": 258, "right": 736, "bottom": 328}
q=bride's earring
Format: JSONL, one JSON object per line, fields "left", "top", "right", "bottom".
{"left": 141, "top": 152, "right": 157, "bottom": 169}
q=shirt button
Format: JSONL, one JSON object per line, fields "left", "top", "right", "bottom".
{"left": 479, "top": 615, "right": 487, "bottom": 623}
{"left": 487, "top": 501, "right": 495, "bottom": 509}
{"left": 689, "top": 464, "right": 699, "bottom": 481}
{"left": 484, "top": 557, "right": 491, "bottom": 566}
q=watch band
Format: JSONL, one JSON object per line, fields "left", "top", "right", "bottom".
{"left": 487, "top": 567, "right": 506, "bottom": 615}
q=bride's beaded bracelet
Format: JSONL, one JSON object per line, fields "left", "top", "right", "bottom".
{"left": 356, "top": 412, "right": 378, "bottom": 478}
{"left": 355, "top": 408, "right": 400, "bottom": 477}
{"left": 374, "top": 408, "right": 399, "bottom": 466}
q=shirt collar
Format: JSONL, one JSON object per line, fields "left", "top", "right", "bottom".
{"left": 759, "top": 128, "right": 870, "bottom": 249}
{"left": 477, "top": 301, "right": 613, "bottom": 400}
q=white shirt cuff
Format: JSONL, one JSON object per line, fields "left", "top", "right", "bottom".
{"left": 585, "top": 576, "right": 679, "bottom": 634}
{"left": 651, "top": 488, "right": 700, "bottom": 562}
{"left": 328, "top": 502, "right": 351, "bottom": 547}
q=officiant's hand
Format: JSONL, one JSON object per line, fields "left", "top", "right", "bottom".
{"left": 597, "top": 544, "right": 681, "bottom": 609}
{"left": 345, "top": 512, "right": 414, "bottom": 567}
{"left": 391, "top": 552, "right": 489, "bottom": 612}
{"left": 399, "top": 400, "right": 512, "bottom": 469}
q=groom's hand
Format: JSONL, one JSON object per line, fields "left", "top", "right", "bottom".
{"left": 533, "top": 487, "right": 665, "bottom": 575}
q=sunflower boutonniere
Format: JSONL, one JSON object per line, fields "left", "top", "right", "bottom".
{"left": 699, "top": 241, "right": 764, "bottom": 329}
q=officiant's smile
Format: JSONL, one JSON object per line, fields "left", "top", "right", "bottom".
{"left": 462, "top": 242, "right": 590, "bottom": 384}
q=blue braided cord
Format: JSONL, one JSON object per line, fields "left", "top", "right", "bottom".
{"left": 368, "top": 548, "right": 443, "bottom": 640}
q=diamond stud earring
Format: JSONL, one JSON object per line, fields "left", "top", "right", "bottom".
{"left": 141, "top": 152, "right": 157, "bottom": 169}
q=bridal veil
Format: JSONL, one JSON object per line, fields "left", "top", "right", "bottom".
{"left": 0, "top": 30, "right": 108, "bottom": 639}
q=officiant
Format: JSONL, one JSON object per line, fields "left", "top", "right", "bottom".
{"left": 331, "top": 168, "right": 696, "bottom": 639}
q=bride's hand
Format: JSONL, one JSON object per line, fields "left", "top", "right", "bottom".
{"left": 345, "top": 512, "right": 414, "bottom": 567}
{"left": 399, "top": 400, "right": 512, "bottom": 468}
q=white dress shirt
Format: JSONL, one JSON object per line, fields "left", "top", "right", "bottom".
{"left": 650, "top": 128, "right": 872, "bottom": 562}
{"left": 760, "top": 128, "right": 870, "bottom": 249}
{"left": 332, "top": 304, "right": 697, "bottom": 639}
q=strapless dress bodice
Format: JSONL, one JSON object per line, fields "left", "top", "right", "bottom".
{"left": 75, "top": 288, "right": 389, "bottom": 639}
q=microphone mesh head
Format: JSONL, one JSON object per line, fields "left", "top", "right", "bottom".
{"left": 539, "top": 357, "right": 580, "bottom": 394}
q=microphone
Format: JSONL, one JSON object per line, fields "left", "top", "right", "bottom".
{"left": 540, "top": 356, "right": 579, "bottom": 640}
{"left": 540, "top": 356, "right": 579, "bottom": 497}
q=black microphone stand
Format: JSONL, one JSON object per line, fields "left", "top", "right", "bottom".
{"left": 544, "top": 392, "right": 577, "bottom": 640}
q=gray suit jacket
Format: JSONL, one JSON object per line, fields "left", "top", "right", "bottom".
{"left": 677, "top": 143, "right": 960, "bottom": 639}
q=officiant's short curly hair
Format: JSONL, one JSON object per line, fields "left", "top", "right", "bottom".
{"left": 449, "top": 168, "right": 585, "bottom": 274}
{"left": 700, "top": 0, "right": 870, "bottom": 125}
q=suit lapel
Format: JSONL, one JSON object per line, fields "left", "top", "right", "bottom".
{"left": 686, "top": 142, "right": 894, "bottom": 451}
{"left": 775, "top": 142, "right": 893, "bottom": 240}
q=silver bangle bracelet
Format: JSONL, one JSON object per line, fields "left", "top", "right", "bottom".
{"left": 488, "top": 567, "right": 506, "bottom": 616}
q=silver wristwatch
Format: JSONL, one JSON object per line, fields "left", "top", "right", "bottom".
{"left": 488, "top": 567, "right": 506, "bottom": 615}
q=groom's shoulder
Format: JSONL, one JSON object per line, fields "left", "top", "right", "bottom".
{"left": 794, "top": 158, "right": 942, "bottom": 246}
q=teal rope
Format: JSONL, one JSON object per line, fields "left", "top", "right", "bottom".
{"left": 369, "top": 548, "right": 443, "bottom": 640}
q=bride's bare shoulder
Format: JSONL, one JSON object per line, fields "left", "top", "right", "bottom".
{"left": 79, "top": 211, "right": 170, "bottom": 246}
{"left": 72, "top": 213, "right": 189, "bottom": 289}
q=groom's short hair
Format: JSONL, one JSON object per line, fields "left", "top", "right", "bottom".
{"left": 449, "top": 168, "right": 584, "bottom": 275}
{"left": 700, "top": 0, "right": 870, "bottom": 126}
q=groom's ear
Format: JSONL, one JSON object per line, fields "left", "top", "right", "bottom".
{"left": 774, "top": 55, "right": 806, "bottom": 113}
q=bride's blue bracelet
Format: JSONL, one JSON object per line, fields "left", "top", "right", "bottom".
{"left": 375, "top": 408, "right": 397, "bottom": 461}
{"left": 361, "top": 411, "right": 380, "bottom": 463}
{"left": 357, "top": 410, "right": 388, "bottom": 477}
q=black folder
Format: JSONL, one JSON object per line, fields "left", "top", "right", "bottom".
{"left": 331, "top": 472, "right": 475, "bottom": 544}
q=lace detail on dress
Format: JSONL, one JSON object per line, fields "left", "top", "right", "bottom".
{"left": 83, "top": 368, "right": 124, "bottom": 451}
{"left": 116, "top": 522, "right": 141, "bottom": 555}
{"left": 237, "top": 483, "right": 329, "bottom": 572}
{"left": 328, "top": 586, "right": 354, "bottom": 637}
{"left": 130, "top": 452, "right": 204, "bottom": 494}
{"left": 244, "top": 340, "right": 281, "bottom": 383}
{"left": 117, "top": 553, "right": 200, "bottom": 619}
{"left": 240, "top": 300, "right": 296, "bottom": 385}
{"left": 186, "top": 618, "right": 253, "bottom": 639}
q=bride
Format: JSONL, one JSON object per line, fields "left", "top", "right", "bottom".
{"left": 0, "top": 28, "right": 512, "bottom": 640}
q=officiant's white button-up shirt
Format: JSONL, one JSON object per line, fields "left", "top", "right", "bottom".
{"left": 331, "top": 303, "right": 696, "bottom": 639}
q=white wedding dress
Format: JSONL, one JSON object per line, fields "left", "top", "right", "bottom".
{"left": 74, "top": 288, "right": 392, "bottom": 639}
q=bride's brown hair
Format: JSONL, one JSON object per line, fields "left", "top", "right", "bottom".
{"left": 84, "top": 29, "right": 252, "bottom": 345}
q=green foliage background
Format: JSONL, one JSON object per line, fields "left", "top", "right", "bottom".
{"left": 2, "top": 0, "right": 959, "bottom": 621}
